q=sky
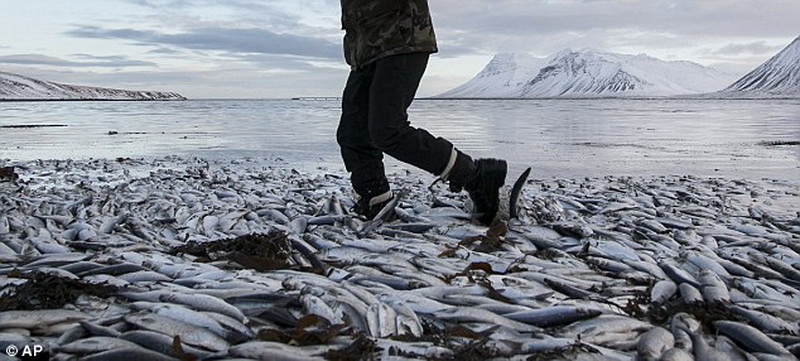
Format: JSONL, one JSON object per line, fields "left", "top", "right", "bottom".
{"left": 1, "top": 0, "right": 798, "bottom": 99}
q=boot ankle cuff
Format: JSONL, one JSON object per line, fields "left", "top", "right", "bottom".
{"left": 368, "top": 190, "right": 393, "bottom": 207}
{"left": 444, "top": 150, "right": 477, "bottom": 188}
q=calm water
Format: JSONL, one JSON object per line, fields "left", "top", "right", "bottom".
{"left": 1, "top": 99, "right": 799, "bottom": 181}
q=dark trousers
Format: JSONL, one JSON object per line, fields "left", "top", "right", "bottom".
{"left": 337, "top": 52, "right": 454, "bottom": 196}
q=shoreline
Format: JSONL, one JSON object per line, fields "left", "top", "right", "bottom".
{"left": 3, "top": 153, "right": 798, "bottom": 185}
{"left": 1, "top": 156, "right": 799, "bottom": 360}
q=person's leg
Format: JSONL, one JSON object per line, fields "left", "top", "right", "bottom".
{"left": 337, "top": 64, "right": 391, "bottom": 204}
{"left": 368, "top": 53, "right": 508, "bottom": 225}
{"left": 367, "top": 53, "right": 455, "bottom": 175}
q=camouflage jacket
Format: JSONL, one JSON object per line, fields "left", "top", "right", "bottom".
{"left": 341, "top": 0, "right": 438, "bottom": 69}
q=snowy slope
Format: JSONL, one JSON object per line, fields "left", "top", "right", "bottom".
{"left": 438, "top": 49, "right": 737, "bottom": 98}
{"left": 0, "top": 72, "right": 186, "bottom": 101}
{"left": 717, "top": 36, "right": 800, "bottom": 97}
{"left": 438, "top": 53, "right": 545, "bottom": 98}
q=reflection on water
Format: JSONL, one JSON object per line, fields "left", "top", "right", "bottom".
{"left": 1, "top": 98, "right": 798, "bottom": 181}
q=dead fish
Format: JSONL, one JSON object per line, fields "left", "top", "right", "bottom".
{"left": 366, "top": 301, "right": 398, "bottom": 338}
{"left": 130, "top": 301, "right": 230, "bottom": 340}
{"left": 655, "top": 217, "right": 694, "bottom": 230}
{"left": 504, "top": 306, "right": 602, "bottom": 327}
{"left": 98, "top": 212, "right": 128, "bottom": 234}
{"left": 432, "top": 306, "right": 540, "bottom": 333}
{"left": 698, "top": 269, "right": 731, "bottom": 304}
{"left": 678, "top": 283, "right": 704, "bottom": 305}
{"left": 636, "top": 326, "right": 674, "bottom": 361}
{"left": 225, "top": 341, "right": 325, "bottom": 361}
{"left": 123, "top": 312, "right": 230, "bottom": 352}
{"left": 714, "top": 320, "right": 793, "bottom": 356}
{"left": 675, "top": 323, "right": 728, "bottom": 361}
{"left": 0, "top": 214, "right": 10, "bottom": 234}
{"left": 118, "top": 270, "right": 173, "bottom": 283}
{"left": 158, "top": 292, "right": 246, "bottom": 323}
{"left": 119, "top": 331, "right": 211, "bottom": 359}
{"left": 79, "top": 346, "right": 179, "bottom": 361}
{"left": 77, "top": 321, "right": 122, "bottom": 338}
{"left": 301, "top": 293, "right": 342, "bottom": 325}
{"left": 650, "top": 279, "right": 678, "bottom": 305}
{"left": 658, "top": 348, "right": 695, "bottom": 361}
{"left": 726, "top": 305, "right": 799, "bottom": 336}
{"left": 0, "top": 310, "right": 90, "bottom": 329}
{"left": 386, "top": 222, "right": 438, "bottom": 233}
{"left": 659, "top": 262, "right": 700, "bottom": 288}
{"left": 58, "top": 336, "right": 142, "bottom": 355}
{"left": 637, "top": 219, "right": 668, "bottom": 233}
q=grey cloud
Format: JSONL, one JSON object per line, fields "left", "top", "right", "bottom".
{"left": 0, "top": 54, "right": 156, "bottom": 67}
{"left": 120, "top": 0, "right": 319, "bottom": 34}
{"left": 67, "top": 26, "right": 341, "bottom": 60}
{"left": 430, "top": 0, "right": 800, "bottom": 54}
{"left": 441, "top": 0, "right": 800, "bottom": 36}
{"left": 713, "top": 41, "right": 783, "bottom": 56}
{"left": 147, "top": 47, "right": 183, "bottom": 55}
{"left": 125, "top": 0, "right": 267, "bottom": 11}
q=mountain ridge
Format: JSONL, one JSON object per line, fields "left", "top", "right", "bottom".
{"left": 435, "top": 41, "right": 800, "bottom": 98}
{"left": 0, "top": 71, "right": 186, "bottom": 101}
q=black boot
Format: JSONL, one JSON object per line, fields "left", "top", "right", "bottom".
{"left": 351, "top": 180, "right": 393, "bottom": 220}
{"left": 446, "top": 151, "right": 507, "bottom": 225}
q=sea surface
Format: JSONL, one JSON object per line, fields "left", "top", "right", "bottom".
{"left": 1, "top": 98, "right": 799, "bottom": 181}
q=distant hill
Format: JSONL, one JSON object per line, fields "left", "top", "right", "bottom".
{"left": 438, "top": 49, "right": 738, "bottom": 98}
{"left": 715, "top": 36, "right": 800, "bottom": 98}
{"left": 0, "top": 71, "right": 186, "bottom": 101}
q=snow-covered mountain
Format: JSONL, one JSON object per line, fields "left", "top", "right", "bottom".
{"left": 437, "top": 53, "right": 545, "bottom": 98}
{"left": 0, "top": 72, "right": 186, "bottom": 101}
{"left": 716, "top": 36, "right": 800, "bottom": 97}
{"left": 438, "top": 50, "right": 737, "bottom": 98}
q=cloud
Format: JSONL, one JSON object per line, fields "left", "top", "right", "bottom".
{"left": 67, "top": 26, "right": 342, "bottom": 60}
{"left": 0, "top": 54, "right": 156, "bottom": 68}
{"left": 713, "top": 41, "right": 783, "bottom": 56}
{"left": 430, "top": 0, "right": 800, "bottom": 55}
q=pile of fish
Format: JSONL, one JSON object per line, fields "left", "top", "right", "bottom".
{"left": 1, "top": 156, "right": 799, "bottom": 360}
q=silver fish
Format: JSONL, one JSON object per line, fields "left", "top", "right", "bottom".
{"left": 651, "top": 279, "right": 678, "bottom": 305}
{"left": 714, "top": 320, "right": 793, "bottom": 356}
{"left": 698, "top": 269, "right": 730, "bottom": 304}
{"left": 58, "top": 336, "right": 142, "bottom": 355}
{"left": 131, "top": 301, "right": 230, "bottom": 340}
{"left": 366, "top": 301, "right": 398, "bottom": 338}
{"left": 158, "top": 292, "right": 246, "bottom": 323}
{"left": 79, "top": 347, "right": 179, "bottom": 361}
{"left": 432, "top": 306, "right": 540, "bottom": 333}
{"left": 226, "top": 341, "right": 326, "bottom": 361}
{"left": 300, "top": 293, "right": 342, "bottom": 325}
{"left": 675, "top": 323, "right": 728, "bottom": 361}
{"left": 119, "top": 330, "right": 215, "bottom": 359}
{"left": 636, "top": 326, "right": 674, "bottom": 361}
{"left": 658, "top": 348, "right": 695, "bottom": 361}
{"left": 123, "top": 312, "right": 230, "bottom": 352}
{"left": 504, "top": 306, "right": 602, "bottom": 328}
{"left": 678, "top": 283, "right": 704, "bottom": 305}
{"left": 0, "top": 310, "right": 90, "bottom": 329}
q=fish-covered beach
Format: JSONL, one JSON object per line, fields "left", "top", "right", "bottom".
{"left": 1, "top": 98, "right": 799, "bottom": 360}
{"left": 1, "top": 154, "right": 799, "bottom": 360}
